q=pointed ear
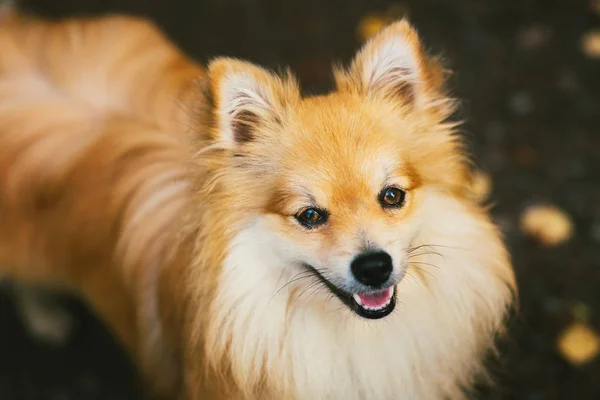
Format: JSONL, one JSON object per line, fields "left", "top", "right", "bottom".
{"left": 206, "top": 58, "right": 300, "bottom": 147}
{"left": 336, "top": 20, "right": 450, "bottom": 112}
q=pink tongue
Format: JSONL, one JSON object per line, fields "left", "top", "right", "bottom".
{"left": 358, "top": 288, "right": 392, "bottom": 308}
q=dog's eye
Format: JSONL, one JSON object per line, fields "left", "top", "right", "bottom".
{"left": 296, "top": 208, "right": 327, "bottom": 228}
{"left": 380, "top": 187, "right": 406, "bottom": 208}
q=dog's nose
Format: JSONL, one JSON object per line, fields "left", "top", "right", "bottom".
{"left": 350, "top": 251, "right": 393, "bottom": 286}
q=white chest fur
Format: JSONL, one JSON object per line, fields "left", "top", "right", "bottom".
{"left": 209, "top": 193, "right": 512, "bottom": 399}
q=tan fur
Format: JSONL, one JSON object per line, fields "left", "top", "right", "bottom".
{"left": 0, "top": 12, "right": 203, "bottom": 396}
{"left": 0, "top": 11, "right": 516, "bottom": 400}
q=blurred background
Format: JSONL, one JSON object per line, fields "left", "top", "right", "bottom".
{"left": 0, "top": 0, "right": 599, "bottom": 398}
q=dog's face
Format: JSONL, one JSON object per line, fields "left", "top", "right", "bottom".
{"left": 260, "top": 97, "right": 428, "bottom": 319}
{"left": 206, "top": 21, "right": 470, "bottom": 319}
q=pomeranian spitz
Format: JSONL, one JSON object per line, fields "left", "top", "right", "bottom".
{"left": 0, "top": 6, "right": 516, "bottom": 400}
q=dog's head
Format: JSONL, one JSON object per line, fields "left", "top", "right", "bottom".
{"left": 201, "top": 21, "right": 487, "bottom": 319}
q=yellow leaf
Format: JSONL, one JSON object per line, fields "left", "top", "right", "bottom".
{"left": 520, "top": 204, "right": 573, "bottom": 246}
{"left": 581, "top": 30, "right": 600, "bottom": 58}
{"left": 557, "top": 323, "right": 600, "bottom": 366}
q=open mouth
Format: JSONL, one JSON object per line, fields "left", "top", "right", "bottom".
{"left": 351, "top": 287, "right": 395, "bottom": 317}
{"left": 302, "top": 264, "right": 396, "bottom": 319}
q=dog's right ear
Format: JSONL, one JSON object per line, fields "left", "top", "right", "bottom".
{"left": 206, "top": 58, "right": 300, "bottom": 148}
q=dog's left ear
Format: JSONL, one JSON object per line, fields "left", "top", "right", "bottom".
{"left": 336, "top": 20, "right": 450, "bottom": 113}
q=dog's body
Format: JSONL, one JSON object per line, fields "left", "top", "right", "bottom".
{"left": 0, "top": 10, "right": 516, "bottom": 400}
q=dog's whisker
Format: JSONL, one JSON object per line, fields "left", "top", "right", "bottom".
{"left": 296, "top": 280, "right": 323, "bottom": 303}
{"left": 407, "top": 265, "right": 437, "bottom": 281}
{"left": 408, "top": 261, "right": 440, "bottom": 269}
{"left": 268, "top": 271, "right": 315, "bottom": 304}
{"left": 274, "top": 271, "right": 313, "bottom": 293}
{"left": 407, "top": 247, "right": 443, "bottom": 257}
{"left": 403, "top": 271, "right": 422, "bottom": 287}
{"left": 407, "top": 243, "right": 465, "bottom": 252}
{"left": 407, "top": 251, "right": 444, "bottom": 259}
{"left": 305, "top": 284, "right": 328, "bottom": 305}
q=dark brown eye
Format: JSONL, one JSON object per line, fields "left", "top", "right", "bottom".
{"left": 296, "top": 208, "right": 328, "bottom": 228}
{"left": 380, "top": 187, "right": 406, "bottom": 208}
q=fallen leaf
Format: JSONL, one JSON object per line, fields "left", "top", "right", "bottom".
{"left": 557, "top": 322, "right": 600, "bottom": 366}
{"left": 581, "top": 30, "right": 600, "bottom": 58}
{"left": 520, "top": 204, "right": 573, "bottom": 246}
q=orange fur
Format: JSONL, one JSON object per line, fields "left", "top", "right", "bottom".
{"left": 0, "top": 11, "right": 203, "bottom": 396}
{"left": 0, "top": 11, "right": 516, "bottom": 400}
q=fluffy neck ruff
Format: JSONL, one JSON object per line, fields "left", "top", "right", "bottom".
{"left": 198, "top": 189, "right": 515, "bottom": 400}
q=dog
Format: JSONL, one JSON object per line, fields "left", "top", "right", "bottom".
{"left": 0, "top": 8, "right": 516, "bottom": 400}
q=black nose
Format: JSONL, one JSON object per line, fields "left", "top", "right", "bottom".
{"left": 350, "top": 251, "right": 393, "bottom": 286}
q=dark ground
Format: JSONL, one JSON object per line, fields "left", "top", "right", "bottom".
{"left": 1, "top": 0, "right": 599, "bottom": 398}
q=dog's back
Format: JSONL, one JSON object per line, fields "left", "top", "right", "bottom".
{"left": 0, "top": 11, "right": 202, "bottom": 395}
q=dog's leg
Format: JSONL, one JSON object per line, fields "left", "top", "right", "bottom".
{"left": 11, "top": 282, "right": 74, "bottom": 346}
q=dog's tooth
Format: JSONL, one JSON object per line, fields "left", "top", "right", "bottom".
{"left": 352, "top": 294, "right": 363, "bottom": 306}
